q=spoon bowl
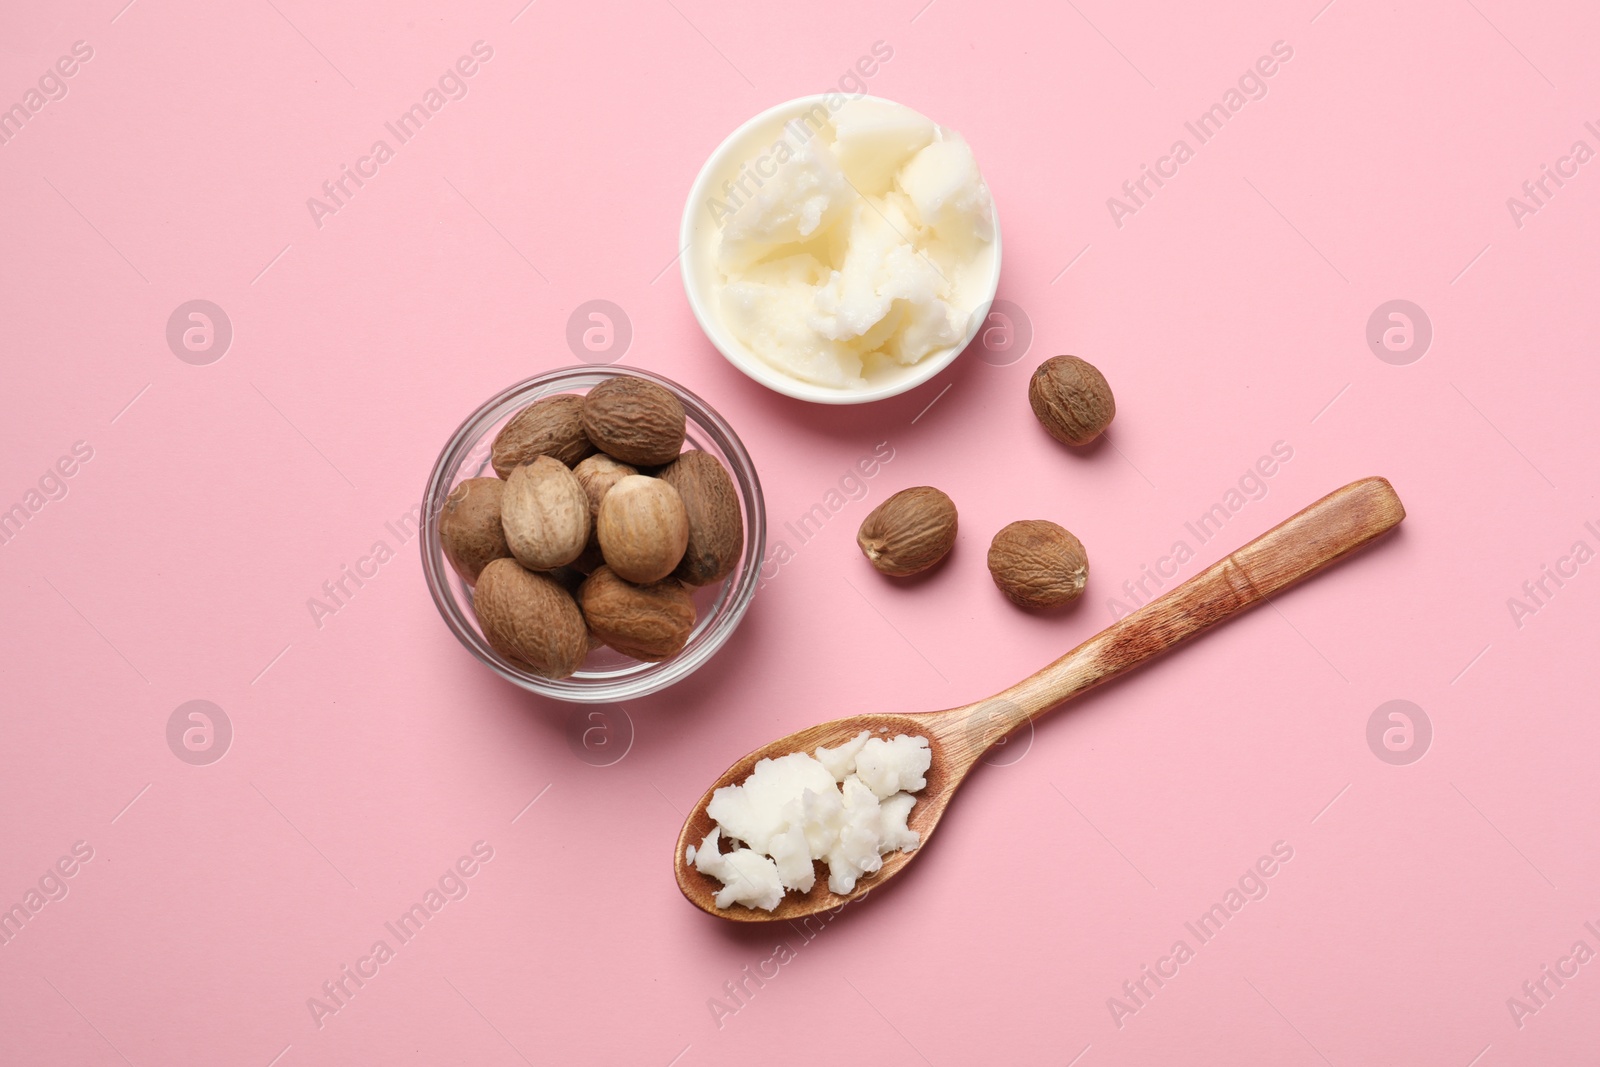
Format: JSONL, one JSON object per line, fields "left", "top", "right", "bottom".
{"left": 673, "top": 710, "right": 979, "bottom": 922}
{"left": 675, "top": 477, "right": 1407, "bottom": 921}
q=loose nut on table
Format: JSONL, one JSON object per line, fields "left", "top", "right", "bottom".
{"left": 856, "top": 486, "right": 958, "bottom": 577}
{"left": 988, "top": 519, "right": 1089, "bottom": 609}
{"left": 1029, "top": 355, "right": 1115, "bottom": 447}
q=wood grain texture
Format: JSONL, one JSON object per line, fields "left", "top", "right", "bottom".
{"left": 676, "top": 477, "right": 1405, "bottom": 922}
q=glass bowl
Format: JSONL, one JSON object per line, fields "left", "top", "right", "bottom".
{"left": 421, "top": 367, "right": 766, "bottom": 703}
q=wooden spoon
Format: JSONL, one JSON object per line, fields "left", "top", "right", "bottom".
{"left": 675, "top": 477, "right": 1405, "bottom": 922}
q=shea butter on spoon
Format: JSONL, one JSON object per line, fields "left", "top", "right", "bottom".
{"left": 686, "top": 731, "right": 931, "bottom": 911}
{"left": 682, "top": 96, "right": 1001, "bottom": 402}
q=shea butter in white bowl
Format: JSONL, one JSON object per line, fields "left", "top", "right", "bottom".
{"left": 681, "top": 95, "right": 1001, "bottom": 405}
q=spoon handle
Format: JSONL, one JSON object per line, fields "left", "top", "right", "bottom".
{"left": 991, "top": 477, "right": 1405, "bottom": 724}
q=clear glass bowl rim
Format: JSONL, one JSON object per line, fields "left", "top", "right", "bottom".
{"left": 419, "top": 366, "right": 766, "bottom": 703}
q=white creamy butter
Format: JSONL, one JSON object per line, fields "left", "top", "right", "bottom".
{"left": 691, "top": 732, "right": 932, "bottom": 911}
{"left": 710, "top": 99, "right": 995, "bottom": 390}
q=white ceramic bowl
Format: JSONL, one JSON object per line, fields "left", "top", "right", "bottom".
{"left": 680, "top": 94, "right": 1002, "bottom": 405}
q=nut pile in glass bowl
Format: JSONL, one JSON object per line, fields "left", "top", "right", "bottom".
{"left": 421, "top": 368, "right": 765, "bottom": 703}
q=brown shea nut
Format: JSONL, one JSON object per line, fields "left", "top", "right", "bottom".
{"left": 472, "top": 558, "right": 589, "bottom": 678}
{"left": 987, "top": 520, "right": 1089, "bottom": 608}
{"left": 490, "top": 394, "right": 595, "bottom": 477}
{"left": 596, "top": 474, "right": 689, "bottom": 584}
{"left": 659, "top": 450, "right": 743, "bottom": 585}
{"left": 573, "top": 453, "right": 639, "bottom": 519}
{"left": 501, "top": 456, "right": 591, "bottom": 570}
{"left": 856, "top": 486, "right": 958, "bottom": 577}
{"left": 581, "top": 376, "right": 686, "bottom": 466}
{"left": 439, "top": 477, "right": 511, "bottom": 585}
{"left": 578, "top": 566, "right": 696, "bottom": 661}
{"left": 570, "top": 453, "right": 638, "bottom": 574}
{"left": 1029, "top": 355, "right": 1115, "bottom": 446}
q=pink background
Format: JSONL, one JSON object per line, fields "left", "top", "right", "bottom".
{"left": 3, "top": 0, "right": 1598, "bottom": 1064}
